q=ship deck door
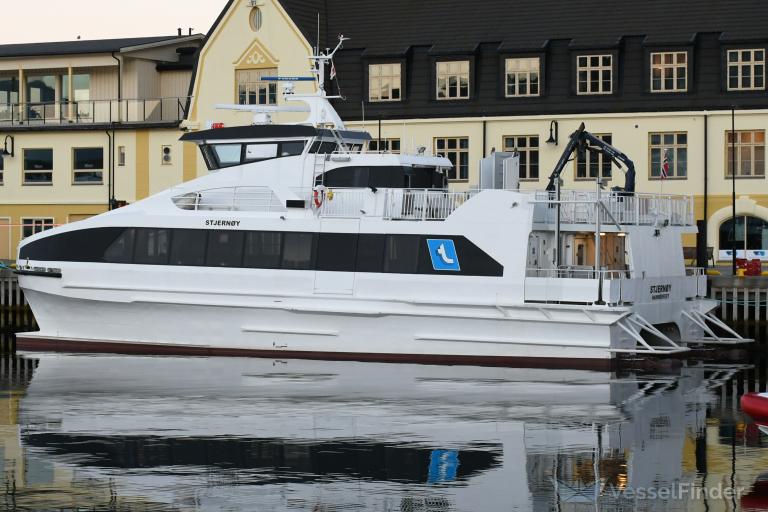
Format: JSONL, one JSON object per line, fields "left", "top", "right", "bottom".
{"left": 314, "top": 219, "right": 360, "bottom": 295}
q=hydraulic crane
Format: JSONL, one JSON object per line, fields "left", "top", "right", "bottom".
{"left": 545, "top": 123, "right": 635, "bottom": 195}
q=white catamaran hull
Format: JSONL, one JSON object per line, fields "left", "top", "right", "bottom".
{"left": 17, "top": 270, "right": 717, "bottom": 369}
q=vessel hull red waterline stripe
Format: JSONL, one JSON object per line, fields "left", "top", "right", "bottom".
{"left": 741, "top": 392, "right": 768, "bottom": 419}
{"left": 16, "top": 335, "right": 618, "bottom": 371}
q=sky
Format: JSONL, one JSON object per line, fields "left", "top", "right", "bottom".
{"left": 0, "top": 0, "right": 228, "bottom": 44}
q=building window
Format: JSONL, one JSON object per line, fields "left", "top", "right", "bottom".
{"left": 25, "top": 75, "right": 56, "bottom": 120}
{"left": 576, "top": 134, "right": 613, "bottom": 180}
{"left": 118, "top": 146, "right": 126, "bottom": 166}
{"left": 237, "top": 68, "right": 277, "bottom": 105}
{"left": 505, "top": 58, "right": 540, "bottom": 97}
{"left": 62, "top": 74, "right": 91, "bottom": 118}
{"left": 503, "top": 136, "right": 539, "bottom": 180}
{"left": 727, "top": 49, "right": 765, "bottom": 91}
{"left": 22, "top": 218, "right": 54, "bottom": 239}
{"left": 719, "top": 216, "right": 768, "bottom": 253}
{"left": 434, "top": 137, "right": 469, "bottom": 181}
{"left": 649, "top": 132, "right": 687, "bottom": 179}
{"left": 649, "top": 132, "right": 688, "bottom": 180}
{"left": 368, "top": 138, "right": 401, "bottom": 153}
{"left": 23, "top": 148, "right": 53, "bottom": 184}
{"left": 436, "top": 61, "right": 470, "bottom": 100}
{"left": 0, "top": 76, "right": 19, "bottom": 122}
{"left": 726, "top": 130, "right": 765, "bottom": 177}
{"left": 249, "top": 7, "right": 263, "bottom": 31}
{"left": 73, "top": 147, "right": 103, "bottom": 184}
{"left": 650, "top": 52, "right": 687, "bottom": 92}
{"left": 577, "top": 55, "right": 612, "bottom": 95}
{"left": 368, "top": 63, "right": 402, "bottom": 102}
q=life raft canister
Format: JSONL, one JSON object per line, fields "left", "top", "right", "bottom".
{"left": 741, "top": 392, "right": 768, "bottom": 419}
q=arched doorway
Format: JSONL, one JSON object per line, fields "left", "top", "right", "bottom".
{"left": 719, "top": 215, "right": 768, "bottom": 259}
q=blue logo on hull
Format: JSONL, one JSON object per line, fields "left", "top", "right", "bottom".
{"left": 427, "top": 239, "right": 461, "bottom": 272}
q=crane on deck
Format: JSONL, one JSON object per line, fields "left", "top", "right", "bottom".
{"left": 545, "top": 123, "right": 636, "bottom": 195}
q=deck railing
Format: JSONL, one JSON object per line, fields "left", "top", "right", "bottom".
{"left": 383, "top": 189, "right": 476, "bottom": 220}
{"left": 532, "top": 190, "right": 695, "bottom": 227}
{"left": 172, "top": 187, "right": 286, "bottom": 212}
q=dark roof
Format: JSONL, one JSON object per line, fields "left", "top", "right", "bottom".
{"left": 179, "top": 125, "right": 371, "bottom": 142}
{"left": 278, "top": 0, "right": 768, "bottom": 52}
{"left": 0, "top": 36, "right": 189, "bottom": 58}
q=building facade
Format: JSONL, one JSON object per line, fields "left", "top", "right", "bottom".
{"left": 0, "top": 34, "right": 203, "bottom": 259}
{"left": 3, "top": 0, "right": 768, "bottom": 263}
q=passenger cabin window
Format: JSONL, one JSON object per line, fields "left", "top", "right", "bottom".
{"left": 135, "top": 228, "right": 171, "bottom": 265}
{"left": 19, "top": 228, "right": 504, "bottom": 277}
{"left": 316, "top": 166, "right": 447, "bottom": 189}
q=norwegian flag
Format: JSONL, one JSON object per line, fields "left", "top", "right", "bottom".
{"left": 661, "top": 150, "right": 669, "bottom": 180}
{"left": 330, "top": 60, "right": 337, "bottom": 80}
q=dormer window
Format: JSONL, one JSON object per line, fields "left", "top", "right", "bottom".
{"left": 577, "top": 55, "right": 612, "bottom": 95}
{"left": 368, "top": 63, "right": 402, "bottom": 102}
{"left": 436, "top": 61, "right": 470, "bottom": 100}
{"left": 505, "top": 58, "right": 540, "bottom": 97}
{"left": 650, "top": 52, "right": 688, "bottom": 92}
{"left": 727, "top": 49, "right": 765, "bottom": 91}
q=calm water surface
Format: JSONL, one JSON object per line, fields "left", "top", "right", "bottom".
{"left": 0, "top": 325, "right": 766, "bottom": 511}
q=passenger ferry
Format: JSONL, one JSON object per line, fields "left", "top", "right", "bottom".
{"left": 14, "top": 39, "right": 747, "bottom": 369}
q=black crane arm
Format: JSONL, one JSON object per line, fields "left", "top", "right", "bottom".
{"left": 545, "top": 123, "right": 635, "bottom": 194}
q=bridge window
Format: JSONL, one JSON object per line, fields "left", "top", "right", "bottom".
{"left": 244, "top": 143, "right": 278, "bottom": 162}
{"left": 211, "top": 144, "right": 242, "bottom": 168}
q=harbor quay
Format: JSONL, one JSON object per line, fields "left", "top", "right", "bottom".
{"left": 1, "top": 0, "right": 768, "bottom": 510}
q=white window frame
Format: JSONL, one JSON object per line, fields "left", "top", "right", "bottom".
{"left": 505, "top": 57, "right": 540, "bottom": 97}
{"left": 577, "top": 54, "right": 613, "bottom": 95}
{"left": 436, "top": 61, "right": 470, "bottom": 100}
{"left": 726, "top": 130, "right": 766, "bottom": 178}
{"left": 21, "top": 217, "right": 55, "bottom": 239}
{"left": 649, "top": 132, "right": 688, "bottom": 180}
{"left": 368, "top": 138, "right": 401, "bottom": 153}
{"left": 72, "top": 147, "right": 104, "bottom": 184}
{"left": 503, "top": 135, "right": 540, "bottom": 181}
{"left": 236, "top": 68, "right": 278, "bottom": 105}
{"left": 368, "top": 63, "right": 402, "bottom": 102}
{"left": 650, "top": 52, "right": 688, "bottom": 92}
{"left": 727, "top": 49, "right": 766, "bottom": 91}
{"left": 23, "top": 148, "right": 54, "bottom": 185}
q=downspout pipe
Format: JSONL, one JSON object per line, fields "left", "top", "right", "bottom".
{"left": 105, "top": 130, "right": 112, "bottom": 210}
{"left": 111, "top": 52, "right": 122, "bottom": 120}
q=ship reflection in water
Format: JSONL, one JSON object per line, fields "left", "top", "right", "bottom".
{"left": 0, "top": 352, "right": 767, "bottom": 511}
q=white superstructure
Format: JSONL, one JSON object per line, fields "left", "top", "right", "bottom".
{"left": 14, "top": 39, "right": 748, "bottom": 368}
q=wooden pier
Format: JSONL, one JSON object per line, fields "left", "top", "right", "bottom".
{"left": 709, "top": 276, "right": 768, "bottom": 322}
{"left": 0, "top": 269, "right": 35, "bottom": 352}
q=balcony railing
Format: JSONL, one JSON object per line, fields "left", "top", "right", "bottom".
{"left": 0, "top": 97, "right": 190, "bottom": 126}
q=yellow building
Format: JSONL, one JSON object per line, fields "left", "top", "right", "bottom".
{"left": 0, "top": 34, "right": 203, "bottom": 259}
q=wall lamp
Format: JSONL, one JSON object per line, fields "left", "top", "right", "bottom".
{"left": 1, "top": 135, "right": 13, "bottom": 157}
{"left": 546, "top": 120, "right": 559, "bottom": 145}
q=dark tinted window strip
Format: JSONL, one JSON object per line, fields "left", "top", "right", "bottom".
{"left": 19, "top": 228, "right": 503, "bottom": 277}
